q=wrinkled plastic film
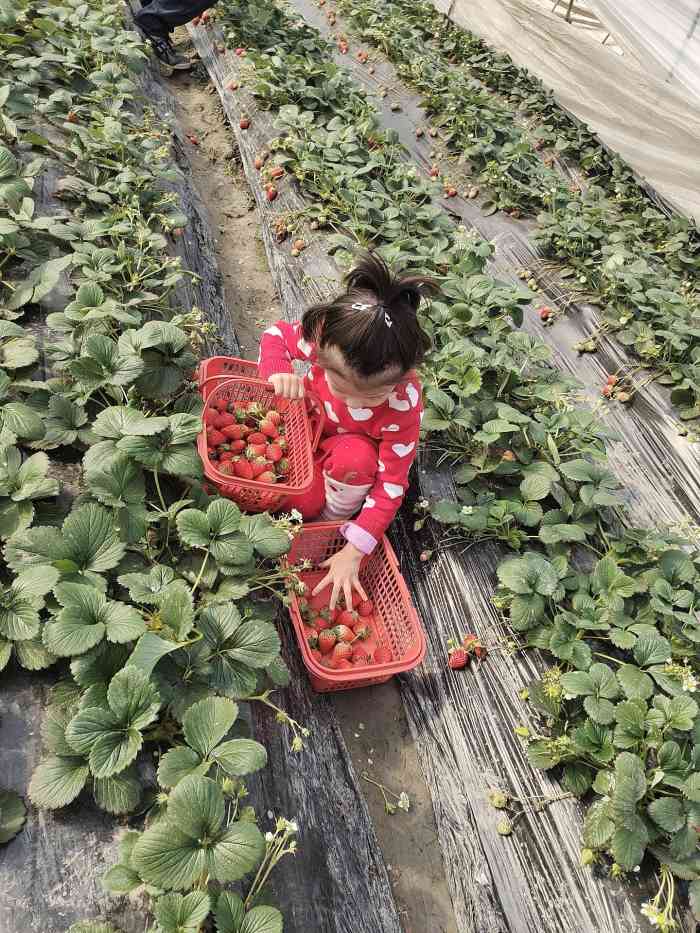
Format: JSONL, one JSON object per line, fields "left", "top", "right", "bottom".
{"left": 438, "top": 0, "right": 700, "bottom": 220}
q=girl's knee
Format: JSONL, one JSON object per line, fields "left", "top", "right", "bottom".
{"left": 325, "top": 436, "right": 378, "bottom": 485}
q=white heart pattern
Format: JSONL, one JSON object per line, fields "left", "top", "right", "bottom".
{"left": 383, "top": 482, "right": 404, "bottom": 499}
{"left": 381, "top": 423, "right": 400, "bottom": 432}
{"left": 264, "top": 325, "right": 283, "bottom": 338}
{"left": 297, "top": 338, "right": 313, "bottom": 357}
{"left": 378, "top": 459, "right": 385, "bottom": 472}
{"left": 324, "top": 401, "right": 340, "bottom": 423}
{"left": 391, "top": 441, "right": 415, "bottom": 458}
{"left": 406, "top": 382, "right": 419, "bottom": 408}
{"left": 388, "top": 391, "right": 410, "bottom": 412}
{"left": 348, "top": 407, "right": 373, "bottom": 421}
{"left": 364, "top": 496, "right": 376, "bottom": 509}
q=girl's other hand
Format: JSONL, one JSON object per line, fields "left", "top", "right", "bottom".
{"left": 312, "top": 542, "right": 367, "bottom": 611}
{"left": 268, "top": 372, "right": 305, "bottom": 399}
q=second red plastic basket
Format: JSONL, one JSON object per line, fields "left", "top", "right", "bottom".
{"left": 286, "top": 522, "right": 426, "bottom": 692}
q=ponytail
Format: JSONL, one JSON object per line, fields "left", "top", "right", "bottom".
{"left": 302, "top": 252, "right": 439, "bottom": 378}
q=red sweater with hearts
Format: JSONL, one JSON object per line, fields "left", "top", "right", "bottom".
{"left": 258, "top": 320, "right": 422, "bottom": 553}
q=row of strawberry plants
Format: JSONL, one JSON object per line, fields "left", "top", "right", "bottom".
{"left": 214, "top": 0, "right": 699, "bottom": 924}
{"left": 322, "top": 0, "right": 700, "bottom": 421}
{"left": 0, "top": 3, "right": 300, "bottom": 931}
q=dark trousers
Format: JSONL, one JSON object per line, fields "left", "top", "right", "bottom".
{"left": 135, "top": 0, "right": 218, "bottom": 39}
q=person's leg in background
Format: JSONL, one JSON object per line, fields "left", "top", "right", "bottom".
{"left": 133, "top": 0, "right": 218, "bottom": 71}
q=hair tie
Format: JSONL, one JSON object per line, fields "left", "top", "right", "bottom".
{"left": 351, "top": 301, "right": 392, "bottom": 327}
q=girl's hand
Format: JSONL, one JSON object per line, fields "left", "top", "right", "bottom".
{"left": 268, "top": 372, "right": 304, "bottom": 399}
{"left": 312, "top": 542, "right": 367, "bottom": 611}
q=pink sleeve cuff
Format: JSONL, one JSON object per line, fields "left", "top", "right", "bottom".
{"left": 257, "top": 356, "right": 293, "bottom": 380}
{"left": 341, "top": 522, "right": 378, "bottom": 555}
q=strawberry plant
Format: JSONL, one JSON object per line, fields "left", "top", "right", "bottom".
{"left": 0, "top": 2, "right": 303, "bottom": 928}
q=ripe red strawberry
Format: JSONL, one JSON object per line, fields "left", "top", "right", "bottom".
{"left": 429, "top": 165, "right": 440, "bottom": 177}
{"left": 448, "top": 648, "right": 469, "bottom": 670}
{"left": 334, "top": 624, "right": 354, "bottom": 643}
{"left": 229, "top": 439, "right": 246, "bottom": 453}
{"left": 374, "top": 646, "right": 392, "bottom": 664}
{"left": 539, "top": 307, "right": 551, "bottom": 321}
{"left": 246, "top": 444, "right": 268, "bottom": 459}
{"left": 207, "top": 429, "right": 226, "bottom": 447}
{"left": 318, "top": 630, "right": 337, "bottom": 654}
{"left": 258, "top": 471, "right": 276, "bottom": 484}
{"left": 247, "top": 432, "right": 267, "bottom": 445}
{"left": 222, "top": 423, "right": 246, "bottom": 440}
{"left": 259, "top": 419, "right": 277, "bottom": 438}
{"left": 235, "top": 46, "right": 246, "bottom": 56}
{"left": 250, "top": 457, "right": 271, "bottom": 477}
{"left": 239, "top": 117, "right": 250, "bottom": 130}
{"left": 475, "top": 644, "right": 488, "bottom": 660}
{"left": 352, "top": 644, "right": 371, "bottom": 665}
{"left": 607, "top": 374, "right": 618, "bottom": 386}
{"left": 337, "top": 610, "right": 357, "bottom": 628}
{"left": 270, "top": 166, "right": 285, "bottom": 180}
{"left": 214, "top": 397, "right": 228, "bottom": 411}
{"left": 227, "top": 80, "right": 239, "bottom": 91}
{"left": 234, "top": 459, "right": 254, "bottom": 479}
{"left": 357, "top": 599, "right": 374, "bottom": 617}
{"left": 204, "top": 407, "right": 218, "bottom": 425}
{"left": 219, "top": 451, "right": 234, "bottom": 462}
{"left": 351, "top": 591, "right": 363, "bottom": 609}
{"left": 310, "top": 648, "right": 322, "bottom": 663}
{"left": 462, "top": 634, "right": 479, "bottom": 649}
{"left": 602, "top": 385, "right": 612, "bottom": 398}
{"left": 312, "top": 615, "right": 331, "bottom": 631}
{"left": 333, "top": 658, "right": 353, "bottom": 670}
{"left": 445, "top": 186, "right": 457, "bottom": 198}
{"left": 353, "top": 623, "right": 372, "bottom": 641}
{"left": 266, "top": 443, "right": 283, "bottom": 463}
{"left": 266, "top": 185, "right": 278, "bottom": 202}
{"left": 266, "top": 410, "right": 282, "bottom": 426}
{"left": 332, "top": 641, "right": 353, "bottom": 662}
{"left": 214, "top": 412, "right": 235, "bottom": 428}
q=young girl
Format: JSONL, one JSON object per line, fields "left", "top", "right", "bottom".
{"left": 258, "top": 253, "right": 437, "bottom": 610}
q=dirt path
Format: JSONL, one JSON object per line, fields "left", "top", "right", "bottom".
{"left": 167, "top": 51, "right": 458, "bottom": 933}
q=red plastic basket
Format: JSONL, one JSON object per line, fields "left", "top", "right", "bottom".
{"left": 286, "top": 522, "right": 426, "bottom": 692}
{"left": 197, "top": 356, "right": 259, "bottom": 398}
{"left": 197, "top": 370, "right": 324, "bottom": 513}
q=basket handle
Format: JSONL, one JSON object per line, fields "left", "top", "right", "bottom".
{"left": 304, "top": 391, "right": 325, "bottom": 452}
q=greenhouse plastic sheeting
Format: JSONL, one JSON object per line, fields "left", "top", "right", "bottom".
{"left": 436, "top": 0, "right": 700, "bottom": 220}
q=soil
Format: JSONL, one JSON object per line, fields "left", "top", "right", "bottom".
{"left": 167, "top": 48, "right": 459, "bottom": 933}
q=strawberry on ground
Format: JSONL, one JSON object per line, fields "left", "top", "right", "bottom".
{"left": 448, "top": 648, "right": 469, "bottom": 670}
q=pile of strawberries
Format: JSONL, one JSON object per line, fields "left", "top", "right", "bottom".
{"left": 297, "top": 584, "right": 392, "bottom": 671}
{"left": 204, "top": 397, "right": 289, "bottom": 483}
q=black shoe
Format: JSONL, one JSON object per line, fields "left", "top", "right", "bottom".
{"left": 149, "top": 35, "right": 192, "bottom": 70}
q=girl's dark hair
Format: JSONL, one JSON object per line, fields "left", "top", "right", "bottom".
{"left": 302, "top": 252, "right": 439, "bottom": 379}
